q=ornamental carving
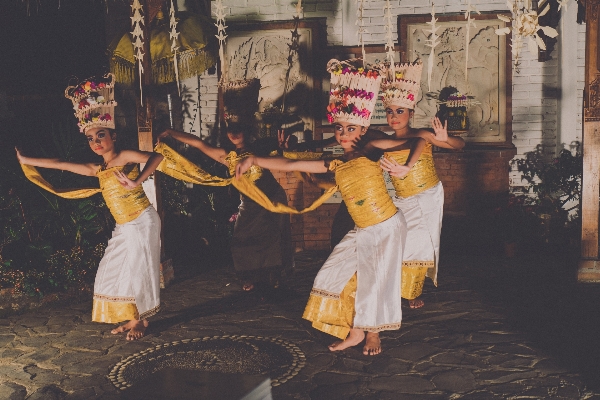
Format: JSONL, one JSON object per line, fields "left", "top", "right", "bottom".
{"left": 585, "top": 76, "right": 600, "bottom": 121}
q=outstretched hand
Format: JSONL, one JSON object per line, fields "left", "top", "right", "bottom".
{"left": 114, "top": 170, "right": 139, "bottom": 190}
{"left": 15, "top": 147, "right": 25, "bottom": 164}
{"left": 431, "top": 117, "right": 448, "bottom": 142}
{"left": 235, "top": 156, "right": 254, "bottom": 179}
{"left": 380, "top": 156, "right": 411, "bottom": 178}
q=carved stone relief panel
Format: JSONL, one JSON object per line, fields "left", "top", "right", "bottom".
{"left": 405, "top": 19, "right": 508, "bottom": 143}
{"left": 226, "top": 27, "right": 315, "bottom": 137}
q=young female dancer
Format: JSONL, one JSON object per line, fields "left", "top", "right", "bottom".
{"left": 16, "top": 74, "right": 163, "bottom": 340}
{"left": 235, "top": 59, "right": 411, "bottom": 355}
{"left": 158, "top": 79, "right": 293, "bottom": 294}
{"left": 377, "top": 62, "right": 465, "bottom": 308}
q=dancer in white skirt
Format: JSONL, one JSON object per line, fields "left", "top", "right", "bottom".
{"left": 376, "top": 62, "right": 465, "bottom": 308}
{"left": 16, "top": 74, "right": 163, "bottom": 340}
{"left": 236, "top": 59, "right": 417, "bottom": 355}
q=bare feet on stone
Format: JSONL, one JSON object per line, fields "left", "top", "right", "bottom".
{"left": 328, "top": 328, "right": 365, "bottom": 352}
{"left": 363, "top": 332, "right": 382, "bottom": 356}
{"left": 409, "top": 298, "right": 425, "bottom": 309}
{"left": 111, "top": 319, "right": 149, "bottom": 340}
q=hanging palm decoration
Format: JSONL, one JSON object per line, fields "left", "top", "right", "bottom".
{"left": 130, "top": 0, "right": 146, "bottom": 103}
{"left": 423, "top": 4, "right": 441, "bottom": 93}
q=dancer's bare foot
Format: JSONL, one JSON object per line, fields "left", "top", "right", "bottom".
{"left": 328, "top": 329, "right": 365, "bottom": 352}
{"left": 363, "top": 332, "right": 382, "bottom": 356}
{"left": 409, "top": 298, "right": 425, "bottom": 309}
{"left": 111, "top": 319, "right": 148, "bottom": 340}
{"left": 242, "top": 282, "right": 255, "bottom": 292}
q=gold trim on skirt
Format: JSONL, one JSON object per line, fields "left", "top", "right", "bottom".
{"left": 92, "top": 298, "right": 139, "bottom": 323}
{"left": 302, "top": 274, "right": 357, "bottom": 340}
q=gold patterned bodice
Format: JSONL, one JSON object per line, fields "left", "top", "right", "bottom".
{"left": 225, "top": 151, "right": 263, "bottom": 182}
{"left": 385, "top": 142, "right": 440, "bottom": 198}
{"left": 97, "top": 165, "right": 151, "bottom": 224}
{"left": 330, "top": 157, "right": 397, "bottom": 228}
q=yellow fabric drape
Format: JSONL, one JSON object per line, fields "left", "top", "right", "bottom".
{"left": 21, "top": 164, "right": 151, "bottom": 225}
{"left": 385, "top": 142, "right": 440, "bottom": 198}
{"left": 21, "top": 164, "right": 101, "bottom": 199}
{"left": 91, "top": 299, "right": 139, "bottom": 323}
{"left": 401, "top": 265, "right": 430, "bottom": 300}
{"left": 303, "top": 274, "right": 357, "bottom": 340}
{"left": 155, "top": 143, "right": 338, "bottom": 214}
{"left": 269, "top": 150, "right": 327, "bottom": 160}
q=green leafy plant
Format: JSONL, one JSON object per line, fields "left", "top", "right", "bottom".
{"left": 511, "top": 144, "right": 583, "bottom": 245}
{"left": 0, "top": 117, "right": 110, "bottom": 297}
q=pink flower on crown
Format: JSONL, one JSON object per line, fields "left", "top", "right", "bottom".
{"left": 407, "top": 93, "right": 415, "bottom": 101}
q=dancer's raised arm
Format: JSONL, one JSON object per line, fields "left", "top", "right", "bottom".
{"left": 158, "top": 128, "right": 227, "bottom": 164}
{"left": 16, "top": 147, "right": 98, "bottom": 176}
{"left": 236, "top": 155, "right": 328, "bottom": 179}
{"left": 416, "top": 117, "right": 465, "bottom": 150}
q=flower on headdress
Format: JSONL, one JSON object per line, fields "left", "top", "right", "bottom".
{"left": 407, "top": 93, "right": 415, "bottom": 101}
{"left": 395, "top": 71, "right": 404, "bottom": 80}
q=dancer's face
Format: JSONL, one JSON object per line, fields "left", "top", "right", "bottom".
{"left": 334, "top": 122, "right": 367, "bottom": 150}
{"left": 85, "top": 128, "right": 116, "bottom": 156}
{"left": 386, "top": 107, "right": 413, "bottom": 130}
{"left": 227, "top": 129, "right": 245, "bottom": 148}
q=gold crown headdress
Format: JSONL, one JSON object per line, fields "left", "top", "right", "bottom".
{"left": 326, "top": 59, "right": 382, "bottom": 127}
{"left": 65, "top": 73, "right": 117, "bottom": 133}
{"left": 222, "top": 78, "right": 261, "bottom": 124}
{"left": 380, "top": 61, "right": 423, "bottom": 109}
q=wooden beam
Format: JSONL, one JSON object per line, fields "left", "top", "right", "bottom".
{"left": 578, "top": 0, "right": 600, "bottom": 281}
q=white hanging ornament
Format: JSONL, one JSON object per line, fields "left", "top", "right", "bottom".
{"left": 213, "top": 0, "right": 228, "bottom": 84}
{"left": 131, "top": 0, "right": 145, "bottom": 105}
{"left": 356, "top": 0, "right": 367, "bottom": 67}
{"left": 383, "top": 0, "right": 396, "bottom": 75}
{"left": 423, "top": 4, "right": 441, "bottom": 92}
{"left": 464, "top": 0, "right": 480, "bottom": 85}
{"left": 169, "top": 0, "right": 181, "bottom": 95}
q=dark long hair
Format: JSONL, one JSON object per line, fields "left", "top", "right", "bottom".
{"left": 217, "top": 123, "right": 255, "bottom": 153}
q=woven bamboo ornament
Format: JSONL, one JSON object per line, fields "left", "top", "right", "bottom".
{"left": 380, "top": 61, "right": 423, "bottom": 110}
{"left": 496, "top": 0, "right": 559, "bottom": 72}
{"left": 356, "top": 0, "right": 367, "bottom": 67}
{"left": 384, "top": 0, "right": 396, "bottom": 71}
{"left": 213, "top": 0, "right": 228, "bottom": 85}
{"left": 169, "top": 0, "right": 181, "bottom": 95}
{"left": 464, "top": 0, "right": 480, "bottom": 84}
{"left": 423, "top": 4, "right": 440, "bottom": 92}
{"left": 326, "top": 59, "right": 382, "bottom": 126}
{"left": 131, "top": 0, "right": 145, "bottom": 105}
{"left": 65, "top": 73, "right": 117, "bottom": 133}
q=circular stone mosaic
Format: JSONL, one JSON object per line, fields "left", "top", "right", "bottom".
{"left": 108, "top": 335, "right": 306, "bottom": 391}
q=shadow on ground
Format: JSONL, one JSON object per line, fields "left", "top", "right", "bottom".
{"left": 441, "top": 216, "right": 600, "bottom": 392}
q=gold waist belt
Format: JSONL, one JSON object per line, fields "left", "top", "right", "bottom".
{"left": 386, "top": 152, "right": 440, "bottom": 198}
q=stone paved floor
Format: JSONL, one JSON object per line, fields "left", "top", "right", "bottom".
{"left": 1, "top": 249, "right": 600, "bottom": 399}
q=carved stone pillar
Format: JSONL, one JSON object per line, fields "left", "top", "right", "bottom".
{"left": 578, "top": 0, "right": 600, "bottom": 281}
